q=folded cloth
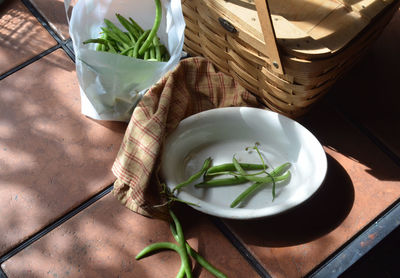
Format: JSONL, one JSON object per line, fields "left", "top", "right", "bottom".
{"left": 111, "top": 57, "right": 262, "bottom": 218}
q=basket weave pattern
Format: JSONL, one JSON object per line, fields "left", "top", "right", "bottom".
{"left": 182, "top": 0, "right": 400, "bottom": 117}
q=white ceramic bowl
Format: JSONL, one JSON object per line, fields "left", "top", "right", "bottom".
{"left": 160, "top": 107, "right": 327, "bottom": 219}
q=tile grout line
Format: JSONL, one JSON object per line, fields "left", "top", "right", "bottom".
{"left": 20, "top": 0, "right": 75, "bottom": 61}
{"left": 1, "top": 0, "right": 76, "bottom": 81}
{"left": 0, "top": 186, "right": 113, "bottom": 265}
{"left": 0, "top": 45, "right": 60, "bottom": 81}
{"left": 0, "top": 267, "right": 7, "bottom": 278}
{"left": 302, "top": 100, "right": 400, "bottom": 277}
{"left": 210, "top": 217, "right": 272, "bottom": 278}
{"left": 306, "top": 196, "right": 400, "bottom": 278}
{"left": 9, "top": 1, "right": 264, "bottom": 277}
{"left": 16, "top": 1, "right": 400, "bottom": 276}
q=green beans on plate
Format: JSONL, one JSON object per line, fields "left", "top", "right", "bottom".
{"left": 171, "top": 143, "right": 292, "bottom": 208}
{"left": 172, "top": 157, "right": 212, "bottom": 193}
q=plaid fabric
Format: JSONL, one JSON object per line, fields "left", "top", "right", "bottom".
{"left": 111, "top": 57, "right": 262, "bottom": 218}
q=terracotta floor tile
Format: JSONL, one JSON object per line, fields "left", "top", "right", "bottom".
{"left": 29, "top": 0, "right": 76, "bottom": 40}
{"left": 1, "top": 194, "right": 258, "bottom": 278}
{"left": 0, "top": 49, "right": 127, "bottom": 255}
{"left": 0, "top": 0, "right": 57, "bottom": 75}
{"left": 329, "top": 8, "right": 400, "bottom": 157}
{"left": 224, "top": 104, "right": 400, "bottom": 278}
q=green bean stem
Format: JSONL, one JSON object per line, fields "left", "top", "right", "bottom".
{"left": 230, "top": 171, "right": 291, "bottom": 208}
{"left": 173, "top": 157, "right": 212, "bottom": 193}
{"left": 138, "top": 0, "right": 162, "bottom": 55}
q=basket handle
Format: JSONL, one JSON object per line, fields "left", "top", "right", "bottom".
{"left": 254, "top": 0, "right": 283, "bottom": 74}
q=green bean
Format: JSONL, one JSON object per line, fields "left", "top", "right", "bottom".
{"left": 230, "top": 182, "right": 262, "bottom": 208}
{"left": 106, "top": 41, "right": 117, "bottom": 53}
{"left": 133, "top": 30, "right": 150, "bottom": 58}
{"left": 206, "top": 162, "right": 266, "bottom": 176}
{"left": 83, "top": 38, "right": 107, "bottom": 51}
{"left": 104, "top": 18, "right": 131, "bottom": 45}
{"left": 233, "top": 157, "right": 290, "bottom": 183}
{"left": 153, "top": 36, "right": 162, "bottom": 61}
{"left": 230, "top": 171, "right": 291, "bottom": 208}
{"left": 136, "top": 241, "right": 189, "bottom": 278}
{"left": 135, "top": 241, "right": 180, "bottom": 260}
{"left": 170, "top": 223, "right": 227, "bottom": 278}
{"left": 173, "top": 157, "right": 212, "bottom": 193}
{"left": 176, "top": 264, "right": 185, "bottom": 278}
{"left": 82, "top": 38, "right": 108, "bottom": 45}
{"left": 101, "top": 27, "right": 130, "bottom": 49}
{"left": 138, "top": 0, "right": 162, "bottom": 55}
{"left": 234, "top": 160, "right": 291, "bottom": 200}
{"left": 125, "top": 31, "right": 136, "bottom": 44}
{"left": 149, "top": 46, "right": 156, "bottom": 59}
{"left": 170, "top": 210, "right": 193, "bottom": 278}
{"left": 102, "top": 33, "right": 110, "bottom": 52}
{"left": 116, "top": 13, "right": 141, "bottom": 39}
{"left": 129, "top": 16, "right": 144, "bottom": 34}
{"left": 144, "top": 50, "right": 149, "bottom": 60}
{"left": 185, "top": 244, "right": 227, "bottom": 278}
{"left": 195, "top": 176, "right": 248, "bottom": 188}
{"left": 94, "top": 36, "right": 106, "bottom": 51}
{"left": 120, "top": 46, "right": 135, "bottom": 56}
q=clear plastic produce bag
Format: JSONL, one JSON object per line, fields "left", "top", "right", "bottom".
{"left": 64, "top": 0, "right": 186, "bottom": 121}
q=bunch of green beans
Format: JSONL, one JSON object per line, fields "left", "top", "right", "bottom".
{"left": 172, "top": 144, "right": 291, "bottom": 208}
{"left": 83, "top": 0, "right": 170, "bottom": 62}
{"left": 136, "top": 209, "right": 227, "bottom": 278}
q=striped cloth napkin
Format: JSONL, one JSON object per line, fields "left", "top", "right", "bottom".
{"left": 111, "top": 57, "right": 262, "bottom": 218}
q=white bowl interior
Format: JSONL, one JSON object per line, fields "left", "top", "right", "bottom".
{"left": 160, "top": 107, "right": 327, "bottom": 219}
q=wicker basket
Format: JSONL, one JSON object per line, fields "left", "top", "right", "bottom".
{"left": 182, "top": 0, "right": 400, "bottom": 117}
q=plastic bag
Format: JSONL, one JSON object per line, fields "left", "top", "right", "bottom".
{"left": 65, "top": 0, "right": 185, "bottom": 121}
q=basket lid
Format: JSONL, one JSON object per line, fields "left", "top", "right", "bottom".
{"left": 211, "top": 0, "right": 395, "bottom": 59}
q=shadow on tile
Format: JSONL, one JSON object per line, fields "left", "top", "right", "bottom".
{"left": 0, "top": 0, "right": 57, "bottom": 75}
{"left": 224, "top": 154, "right": 354, "bottom": 247}
{"left": 299, "top": 101, "right": 400, "bottom": 184}
{"left": 87, "top": 117, "right": 128, "bottom": 133}
{"left": 29, "top": 0, "right": 75, "bottom": 40}
{"left": 0, "top": 50, "right": 126, "bottom": 255}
